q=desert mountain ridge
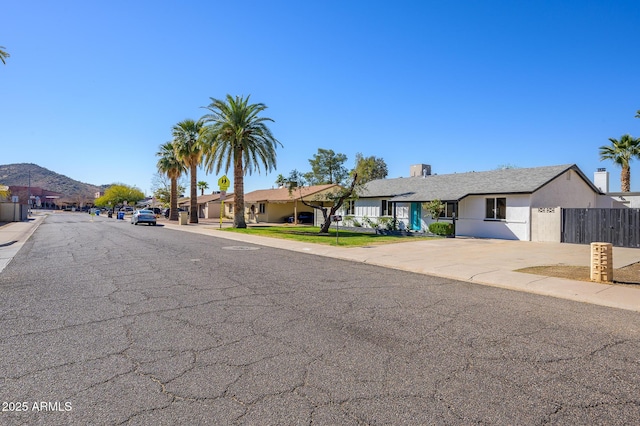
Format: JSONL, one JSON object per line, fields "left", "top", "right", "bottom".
{"left": 0, "top": 163, "right": 108, "bottom": 197}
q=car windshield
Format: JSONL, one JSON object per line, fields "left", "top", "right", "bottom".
{"left": 138, "top": 210, "right": 154, "bottom": 214}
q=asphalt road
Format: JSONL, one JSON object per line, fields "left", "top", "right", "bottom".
{"left": 1, "top": 213, "right": 639, "bottom": 425}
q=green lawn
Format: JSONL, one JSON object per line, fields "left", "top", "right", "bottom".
{"left": 217, "top": 225, "right": 439, "bottom": 247}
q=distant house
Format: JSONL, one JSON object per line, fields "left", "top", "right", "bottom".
{"left": 8, "top": 186, "right": 62, "bottom": 209}
{"left": 355, "top": 164, "right": 608, "bottom": 241}
{"left": 593, "top": 168, "right": 640, "bottom": 208}
{"left": 178, "top": 192, "right": 232, "bottom": 219}
{"left": 241, "top": 184, "right": 343, "bottom": 224}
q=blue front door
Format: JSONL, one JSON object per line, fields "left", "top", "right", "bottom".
{"left": 410, "top": 203, "right": 421, "bottom": 231}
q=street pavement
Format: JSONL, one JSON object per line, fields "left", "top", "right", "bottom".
{"left": 2, "top": 211, "right": 640, "bottom": 312}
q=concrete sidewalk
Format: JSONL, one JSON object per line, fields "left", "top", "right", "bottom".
{"left": 2, "top": 212, "right": 640, "bottom": 312}
{"left": 160, "top": 218, "right": 640, "bottom": 313}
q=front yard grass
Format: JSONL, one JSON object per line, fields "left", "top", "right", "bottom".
{"left": 218, "top": 225, "right": 439, "bottom": 247}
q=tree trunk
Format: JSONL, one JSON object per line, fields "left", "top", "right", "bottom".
{"left": 234, "top": 153, "right": 246, "bottom": 228}
{"left": 621, "top": 165, "right": 631, "bottom": 192}
{"left": 170, "top": 176, "right": 179, "bottom": 221}
{"left": 189, "top": 164, "right": 198, "bottom": 223}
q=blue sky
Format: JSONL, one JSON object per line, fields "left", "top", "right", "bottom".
{"left": 2, "top": 1, "right": 639, "bottom": 195}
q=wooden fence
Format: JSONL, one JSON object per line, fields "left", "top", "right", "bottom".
{"left": 561, "top": 208, "right": 640, "bottom": 248}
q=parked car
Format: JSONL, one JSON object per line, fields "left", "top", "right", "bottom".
{"left": 287, "top": 212, "right": 314, "bottom": 224}
{"left": 131, "top": 209, "right": 157, "bottom": 226}
{"left": 120, "top": 206, "right": 134, "bottom": 214}
{"left": 163, "top": 207, "right": 185, "bottom": 218}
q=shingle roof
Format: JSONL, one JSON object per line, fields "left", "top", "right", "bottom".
{"left": 244, "top": 184, "right": 340, "bottom": 203}
{"left": 358, "top": 164, "right": 600, "bottom": 202}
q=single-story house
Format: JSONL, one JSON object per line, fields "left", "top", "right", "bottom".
{"left": 178, "top": 192, "right": 232, "bottom": 219}
{"left": 241, "top": 184, "right": 343, "bottom": 224}
{"left": 355, "top": 164, "right": 618, "bottom": 241}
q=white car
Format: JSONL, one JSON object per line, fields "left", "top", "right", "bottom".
{"left": 131, "top": 209, "right": 157, "bottom": 226}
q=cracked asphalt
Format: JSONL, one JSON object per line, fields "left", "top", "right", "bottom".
{"left": 1, "top": 213, "right": 639, "bottom": 425}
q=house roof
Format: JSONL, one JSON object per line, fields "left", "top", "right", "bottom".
{"left": 244, "top": 184, "right": 341, "bottom": 203}
{"left": 178, "top": 192, "right": 232, "bottom": 205}
{"left": 358, "top": 164, "right": 601, "bottom": 202}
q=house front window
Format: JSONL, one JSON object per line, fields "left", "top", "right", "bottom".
{"left": 381, "top": 200, "right": 393, "bottom": 216}
{"left": 438, "top": 202, "right": 457, "bottom": 219}
{"left": 345, "top": 200, "right": 355, "bottom": 215}
{"left": 259, "top": 203, "right": 266, "bottom": 214}
{"left": 228, "top": 203, "right": 233, "bottom": 214}
{"left": 485, "top": 197, "right": 506, "bottom": 220}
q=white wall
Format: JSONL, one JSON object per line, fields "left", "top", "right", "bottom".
{"left": 601, "top": 194, "right": 640, "bottom": 208}
{"left": 530, "top": 169, "right": 598, "bottom": 208}
{"left": 456, "top": 194, "right": 530, "bottom": 240}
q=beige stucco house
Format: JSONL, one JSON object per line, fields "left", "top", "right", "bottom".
{"left": 178, "top": 192, "right": 232, "bottom": 219}
{"left": 241, "top": 184, "right": 342, "bottom": 224}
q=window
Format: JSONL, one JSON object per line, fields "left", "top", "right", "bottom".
{"left": 345, "top": 200, "right": 355, "bottom": 215}
{"left": 227, "top": 203, "right": 233, "bottom": 214}
{"left": 259, "top": 203, "right": 266, "bottom": 214}
{"left": 485, "top": 198, "right": 506, "bottom": 220}
{"left": 381, "top": 200, "right": 393, "bottom": 216}
{"left": 438, "top": 202, "right": 457, "bottom": 219}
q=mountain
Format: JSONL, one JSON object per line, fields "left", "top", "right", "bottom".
{"left": 0, "top": 163, "right": 105, "bottom": 197}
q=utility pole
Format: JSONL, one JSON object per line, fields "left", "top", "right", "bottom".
{"left": 28, "top": 169, "right": 31, "bottom": 216}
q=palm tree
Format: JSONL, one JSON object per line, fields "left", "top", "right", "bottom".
{"left": 156, "top": 141, "right": 186, "bottom": 221}
{"left": 599, "top": 134, "right": 640, "bottom": 192}
{"left": 0, "top": 46, "right": 9, "bottom": 65}
{"left": 202, "top": 94, "right": 281, "bottom": 228}
{"left": 197, "top": 181, "right": 209, "bottom": 195}
{"left": 172, "top": 119, "right": 207, "bottom": 223}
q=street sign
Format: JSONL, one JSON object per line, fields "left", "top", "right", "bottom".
{"left": 218, "top": 175, "right": 230, "bottom": 191}
{"left": 332, "top": 215, "right": 342, "bottom": 221}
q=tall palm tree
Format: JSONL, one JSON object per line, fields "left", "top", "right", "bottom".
{"left": 202, "top": 94, "right": 281, "bottom": 228}
{"left": 0, "top": 46, "right": 9, "bottom": 65}
{"left": 172, "top": 119, "right": 207, "bottom": 223}
{"left": 197, "top": 181, "right": 209, "bottom": 195}
{"left": 599, "top": 134, "right": 640, "bottom": 192}
{"left": 156, "top": 141, "right": 186, "bottom": 221}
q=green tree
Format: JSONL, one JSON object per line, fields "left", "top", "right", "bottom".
{"left": 202, "top": 94, "right": 281, "bottom": 228}
{"left": 95, "top": 184, "right": 145, "bottom": 209}
{"left": 424, "top": 199, "right": 445, "bottom": 222}
{"left": 275, "top": 174, "right": 286, "bottom": 188}
{"left": 197, "top": 180, "right": 209, "bottom": 195}
{"left": 599, "top": 134, "right": 640, "bottom": 192}
{"left": 0, "top": 46, "right": 9, "bottom": 65}
{"left": 173, "top": 119, "right": 207, "bottom": 223}
{"left": 305, "top": 148, "right": 349, "bottom": 185}
{"left": 156, "top": 142, "right": 186, "bottom": 221}
{"left": 296, "top": 173, "right": 361, "bottom": 234}
{"left": 0, "top": 184, "right": 10, "bottom": 200}
{"left": 353, "top": 153, "right": 388, "bottom": 183}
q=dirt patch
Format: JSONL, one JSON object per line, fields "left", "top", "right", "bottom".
{"left": 517, "top": 262, "right": 640, "bottom": 286}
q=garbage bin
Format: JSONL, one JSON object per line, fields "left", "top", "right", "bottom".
{"left": 108, "top": 211, "right": 113, "bottom": 218}
{"left": 179, "top": 211, "right": 188, "bottom": 225}
{"left": 117, "top": 211, "right": 125, "bottom": 220}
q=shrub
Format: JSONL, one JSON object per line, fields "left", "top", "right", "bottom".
{"left": 428, "top": 222, "right": 453, "bottom": 236}
{"left": 362, "top": 216, "right": 379, "bottom": 229}
{"left": 378, "top": 217, "right": 399, "bottom": 231}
